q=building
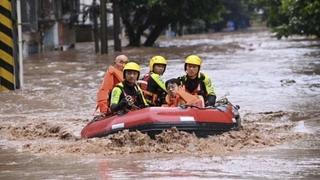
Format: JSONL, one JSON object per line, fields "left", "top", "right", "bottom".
{"left": 20, "top": 0, "right": 79, "bottom": 56}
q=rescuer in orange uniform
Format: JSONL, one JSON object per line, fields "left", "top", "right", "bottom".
{"left": 96, "top": 55, "right": 128, "bottom": 113}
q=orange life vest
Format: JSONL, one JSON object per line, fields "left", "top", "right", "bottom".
{"left": 165, "top": 87, "right": 204, "bottom": 107}
{"left": 165, "top": 94, "right": 185, "bottom": 107}
{"left": 96, "top": 65, "right": 123, "bottom": 113}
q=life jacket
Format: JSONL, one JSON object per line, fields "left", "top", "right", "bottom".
{"left": 114, "top": 82, "right": 148, "bottom": 110}
{"left": 178, "top": 73, "right": 206, "bottom": 96}
{"left": 138, "top": 73, "right": 150, "bottom": 91}
{"left": 110, "top": 66, "right": 123, "bottom": 82}
{"left": 165, "top": 94, "right": 185, "bottom": 107}
{"left": 187, "top": 83, "right": 202, "bottom": 96}
{"left": 138, "top": 72, "right": 165, "bottom": 106}
{"left": 96, "top": 65, "right": 123, "bottom": 113}
{"left": 165, "top": 87, "right": 204, "bottom": 108}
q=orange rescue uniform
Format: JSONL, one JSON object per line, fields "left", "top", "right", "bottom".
{"left": 96, "top": 65, "right": 123, "bottom": 113}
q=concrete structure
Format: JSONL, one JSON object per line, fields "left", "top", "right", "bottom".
{"left": 20, "top": 0, "right": 79, "bottom": 56}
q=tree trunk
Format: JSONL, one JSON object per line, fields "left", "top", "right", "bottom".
{"left": 112, "top": 0, "right": 121, "bottom": 51}
{"left": 92, "top": 0, "right": 99, "bottom": 53}
{"left": 143, "top": 22, "right": 168, "bottom": 46}
{"left": 100, "top": 0, "right": 108, "bottom": 54}
{"left": 177, "top": 22, "right": 184, "bottom": 36}
{"left": 122, "top": 18, "right": 140, "bottom": 46}
{"left": 127, "top": 30, "right": 141, "bottom": 47}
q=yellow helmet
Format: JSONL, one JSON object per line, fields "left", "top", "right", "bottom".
{"left": 185, "top": 55, "right": 202, "bottom": 66}
{"left": 149, "top": 56, "right": 167, "bottom": 72}
{"left": 124, "top": 62, "right": 140, "bottom": 72}
{"left": 123, "top": 62, "right": 140, "bottom": 79}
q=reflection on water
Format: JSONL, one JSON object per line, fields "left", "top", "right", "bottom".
{"left": 1, "top": 29, "right": 320, "bottom": 179}
{"left": 0, "top": 147, "right": 97, "bottom": 179}
{"left": 1, "top": 134, "right": 319, "bottom": 179}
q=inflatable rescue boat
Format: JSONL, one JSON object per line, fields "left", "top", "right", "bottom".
{"left": 81, "top": 98, "right": 241, "bottom": 138}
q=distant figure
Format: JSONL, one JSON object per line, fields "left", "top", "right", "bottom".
{"left": 110, "top": 62, "right": 148, "bottom": 113}
{"left": 96, "top": 55, "right": 128, "bottom": 113}
{"left": 164, "top": 78, "right": 204, "bottom": 107}
{"left": 177, "top": 55, "right": 216, "bottom": 107}
{"left": 226, "top": 20, "right": 235, "bottom": 31}
{"left": 139, "top": 56, "right": 167, "bottom": 106}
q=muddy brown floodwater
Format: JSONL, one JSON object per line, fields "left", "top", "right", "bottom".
{"left": 1, "top": 29, "right": 320, "bottom": 179}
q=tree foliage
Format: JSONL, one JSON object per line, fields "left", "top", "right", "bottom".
{"left": 117, "top": 0, "right": 258, "bottom": 47}
{"left": 118, "top": 0, "right": 223, "bottom": 46}
{"left": 251, "top": 0, "right": 320, "bottom": 38}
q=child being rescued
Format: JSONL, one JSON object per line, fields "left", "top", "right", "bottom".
{"left": 164, "top": 78, "right": 205, "bottom": 108}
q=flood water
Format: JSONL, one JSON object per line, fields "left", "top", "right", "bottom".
{"left": 1, "top": 29, "right": 320, "bottom": 179}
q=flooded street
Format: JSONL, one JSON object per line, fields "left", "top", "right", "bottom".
{"left": 1, "top": 29, "right": 320, "bottom": 179}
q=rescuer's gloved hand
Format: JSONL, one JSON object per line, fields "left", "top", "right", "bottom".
{"left": 119, "top": 98, "right": 129, "bottom": 108}
{"left": 205, "top": 95, "right": 216, "bottom": 107}
{"left": 125, "top": 96, "right": 134, "bottom": 107}
{"left": 111, "top": 98, "right": 132, "bottom": 112}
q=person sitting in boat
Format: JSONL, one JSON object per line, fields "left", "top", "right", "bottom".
{"left": 164, "top": 78, "right": 205, "bottom": 107}
{"left": 138, "top": 56, "right": 167, "bottom": 106}
{"left": 96, "top": 55, "right": 129, "bottom": 114}
{"left": 110, "top": 62, "right": 148, "bottom": 113}
{"left": 177, "top": 55, "right": 216, "bottom": 107}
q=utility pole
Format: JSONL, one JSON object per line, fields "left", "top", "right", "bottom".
{"left": 112, "top": 0, "right": 121, "bottom": 51}
{"left": 100, "top": 0, "right": 108, "bottom": 54}
{"left": 16, "top": 0, "right": 23, "bottom": 88}
{"left": 0, "top": 0, "right": 21, "bottom": 91}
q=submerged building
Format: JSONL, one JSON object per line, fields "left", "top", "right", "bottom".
{"left": 20, "top": 0, "right": 79, "bottom": 56}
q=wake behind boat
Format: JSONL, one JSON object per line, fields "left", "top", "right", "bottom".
{"left": 81, "top": 98, "right": 241, "bottom": 138}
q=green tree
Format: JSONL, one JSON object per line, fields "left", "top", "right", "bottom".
{"left": 250, "top": 0, "right": 320, "bottom": 38}
{"left": 119, "top": 0, "right": 223, "bottom": 47}
{"left": 276, "top": 0, "right": 320, "bottom": 38}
